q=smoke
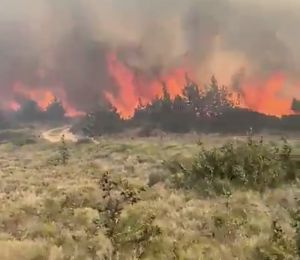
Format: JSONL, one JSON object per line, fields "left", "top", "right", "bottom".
{"left": 0, "top": 0, "right": 300, "bottom": 112}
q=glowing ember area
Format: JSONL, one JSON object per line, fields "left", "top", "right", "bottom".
{"left": 240, "top": 73, "right": 292, "bottom": 116}
{"left": 106, "top": 53, "right": 187, "bottom": 118}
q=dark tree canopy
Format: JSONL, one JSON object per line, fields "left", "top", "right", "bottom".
{"left": 10, "top": 97, "right": 66, "bottom": 123}
{"left": 45, "top": 98, "right": 66, "bottom": 121}
{"left": 78, "top": 103, "right": 125, "bottom": 137}
{"left": 17, "top": 99, "right": 43, "bottom": 122}
{"left": 76, "top": 76, "right": 300, "bottom": 136}
{"left": 74, "top": 76, "right": 249, "bottom": 135}
{"left": 9, "top": 76, "right": 298, "bottom": 135}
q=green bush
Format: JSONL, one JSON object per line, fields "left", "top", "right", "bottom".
{"left": 58, "top": 135, "right": 70, "bottom": 165}
{"left": 95, "top": 172, "right": 161, "bottom": 258}
{"left": 170, "top": 136, "right": 296, "bottom": 193}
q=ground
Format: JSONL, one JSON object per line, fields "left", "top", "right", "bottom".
{"left": 41, "top": 126, "right": 79, "bottom": 143}
{"left": 0, "top": 128, "right": 299, "bottom": 259}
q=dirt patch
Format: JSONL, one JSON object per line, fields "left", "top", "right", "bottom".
{"left": 41, "top": 126, "right": 78, "bottom": 143}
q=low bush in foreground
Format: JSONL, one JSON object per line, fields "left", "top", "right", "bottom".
{"left": 170, "top": 135, "right": 297, "bottom": 194}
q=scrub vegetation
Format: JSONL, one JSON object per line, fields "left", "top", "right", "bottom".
{"left": 0, "top": 131, "right": 299, "bottom": 259}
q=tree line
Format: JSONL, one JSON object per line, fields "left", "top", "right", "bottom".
{"left": 74, "top": 77, "right": 300, "bottom": 136}
{"left": 2, "top": 76, "right": 300, "bottom": 134}
{"left": 0, "top": 98, "right": 66, "bottom": 129}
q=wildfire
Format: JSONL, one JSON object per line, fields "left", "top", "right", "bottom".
{"left": 10, "top": 82, "right": 84, "bottom": 117}
{"left": 106, "top": 53, "right": 187, "bottom": 118}
{"left": 106, "top": 53, "right": 294, "bottom": 118}
{"left": 239, "top": 73, "right": 292, "bottom": 116}
{"left": 2, "top": 54, "right": 295, "bottom": 119}
{"left": 13, "top": 82, "right": 55, "bottom": 111}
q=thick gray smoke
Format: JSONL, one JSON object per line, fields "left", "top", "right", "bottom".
{"left": 0, "top": 0, "right": 299, "bottom": 111}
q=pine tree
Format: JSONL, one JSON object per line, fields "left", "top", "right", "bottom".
{"left": 161, "top": 83, "right": 172, "bottom": 113}
{"left": 17, "top": 99, "right": 42, "bottom": 122}
{"left": 45, "top": 97, "right": 65, "bottom": 121}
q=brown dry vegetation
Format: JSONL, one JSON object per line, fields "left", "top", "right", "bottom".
{"left": 0, "top": 131, "right": 299, "bottom": 259}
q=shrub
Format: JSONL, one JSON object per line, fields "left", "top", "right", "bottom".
{"left": 170, "top": 136, "right": 296, "bottom": 193}
{"left": 254, "top": 220, "right": 298, "bottom": 260}
{"left": 292, "top": 198, "right": 300, "bottom": 257}
{"left": 148, "top": 171, "right": 167, "bottom": 187}
{"left": 96, "top": 172, "right": 161, "bottom": 258}
{"left": 58, "top": 135, "right": 70, "bottom": 165}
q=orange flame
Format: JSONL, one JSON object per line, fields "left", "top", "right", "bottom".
{"left": 240, "top": 73, "right": 292, "bottom": 116}
{"left": 11, "top": 82, "right": 84, "bottom": 117}
{"left": 106, "top": 54, "right": 295, "bottom": 118}
{"left": 13, "top": 82, "right": 54, "bottom": 110}
{"left": 105, "top": 53, "right": 187, "bottom": 118}
{"left": 2, "top": 54, "right": 296, "bottom": 119}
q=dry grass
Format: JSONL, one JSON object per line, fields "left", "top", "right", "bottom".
{"left": 0, "top": 132, "right": 299, "bottom": 259}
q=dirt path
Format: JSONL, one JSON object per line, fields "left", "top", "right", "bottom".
{"left": 41, "top": 126, "right": 78, "bottom": 143}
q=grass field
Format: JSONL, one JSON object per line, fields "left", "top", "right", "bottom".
{"left": 0, "top": 131, "right": 299, "bottom": 259}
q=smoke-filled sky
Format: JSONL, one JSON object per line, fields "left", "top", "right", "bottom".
{"left": 0, "top": 0, "right": 300, "bottom": 115}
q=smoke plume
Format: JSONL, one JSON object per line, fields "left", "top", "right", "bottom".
{"left": 0, "top": 0, "right": 300, "bottom": 116}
